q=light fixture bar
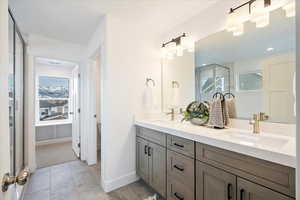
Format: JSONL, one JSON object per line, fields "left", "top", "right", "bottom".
{"left": 162, "top": 33, "right": 186, "bottom": 48}
{"left": 229, "top": 0, "right": 271, "bottom": 14}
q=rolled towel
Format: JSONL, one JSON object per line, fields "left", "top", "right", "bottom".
{"left": 226, "top": 98, "right": 237, "bottom": 118}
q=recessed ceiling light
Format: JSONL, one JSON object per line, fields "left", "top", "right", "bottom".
{"left": 202, "top": 63, "right": 207, "bottom": 66}
{"left": 267, "top": 47, "right": 274, "bottom": 52}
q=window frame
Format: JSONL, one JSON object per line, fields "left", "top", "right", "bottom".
{"left": 236, "top": 70, "right": 263, "bottom": 92}
{"left": 35, "top": 73, "right": 73, "bottom": 126}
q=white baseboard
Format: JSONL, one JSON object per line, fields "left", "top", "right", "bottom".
{"left": 36, "top": 137, "right": 72, "bottom": 146}
{"left": 101, "top": 171, "right": 139, "bottom": 192}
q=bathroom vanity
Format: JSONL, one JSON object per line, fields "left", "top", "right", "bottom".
{"left": 135, "top": 120, "right": 296, "bottom": 200}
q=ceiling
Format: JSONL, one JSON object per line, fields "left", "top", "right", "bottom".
{"left": 8, "top": 0, "right": 225, "bottom": 45}
{"left": 36, "top": 57, "right": 77, "bottom": 71}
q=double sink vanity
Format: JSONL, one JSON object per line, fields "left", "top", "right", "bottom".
{"left": 135, "top": 119, "right": 296, "bottom": 200}
{"left": 137, "top": 6, "right": 296, "bottom": 200}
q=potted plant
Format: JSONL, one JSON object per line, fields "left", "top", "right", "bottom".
{"left": 182, "top": 101, "right": 209, "bottom": 126}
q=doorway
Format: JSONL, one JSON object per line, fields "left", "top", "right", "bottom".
{"left": 34, "top": 57, "right": 80, "bottom": 168}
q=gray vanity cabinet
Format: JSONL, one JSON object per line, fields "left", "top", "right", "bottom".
{"left": 237, "top": 178, "right": 293, "bottom": 200}
{"left": 136, "top": 137, "right": 149, "bottom": 182}
{"left": 148, "top": 142, "right": 167, "bottom": 198}
{"left": 136, "top": 128, "right": 167, "bottom": 198}
{"left": 136, "top": 126, "right": 295, "bottom": 200}
{"left": 196, "top": 161, "right": 236, "bottom": 200}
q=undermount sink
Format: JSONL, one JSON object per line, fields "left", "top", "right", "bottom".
{"left": 227, "top": 131, "right": 289, "bottom": 147}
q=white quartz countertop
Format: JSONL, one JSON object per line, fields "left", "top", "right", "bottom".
{"left": 135, "top": 118, "right": 296, "bottom": 168}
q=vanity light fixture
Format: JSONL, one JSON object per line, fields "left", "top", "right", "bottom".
{"left": 226, "top": 0, "right": 295, "bottom": 36}
{"left": 161, "top": 33, "right": 194, "bottom": 59}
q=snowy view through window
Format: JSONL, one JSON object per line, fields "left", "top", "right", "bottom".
{"left": 38, "top": 76, "right": 70, "bottom": 122}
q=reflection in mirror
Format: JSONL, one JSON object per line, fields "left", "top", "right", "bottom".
{"left": 162, "top": 8, "right": 295, "bottom": 124}
{"left": 195, "top": 64, "right": 230, "bottom": 102}
{"left": 162, "top": 52, "right": 195, "bottom": 112}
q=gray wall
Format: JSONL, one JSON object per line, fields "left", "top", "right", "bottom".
{"left": 36, "top": 124, "right": 72, "bottom": 142}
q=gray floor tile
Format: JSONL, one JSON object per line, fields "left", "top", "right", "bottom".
{"left": 24, "top": 189, "right": 50, "bottom": 200}
{"left": 26, "top": 170, "right": 50, "bottom": 194}
{"left": 50, "top": 186, "right": 80, "bottom": 200}
{"left": 25, "top": 160, "right": 156, "bottom": 200}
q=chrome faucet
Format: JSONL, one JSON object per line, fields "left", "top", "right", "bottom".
{"left": 166, "top": 108, "right": 175, "bottom": 121}
{"left": 249, "top": 112, "right": 269, "bottom": 134}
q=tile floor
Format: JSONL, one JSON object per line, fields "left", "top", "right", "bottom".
{"left": 36, "top": 142, "right": 77, "bottom": 168}
{"left": 24, "top": 160, "right": 156, "bottom": 200}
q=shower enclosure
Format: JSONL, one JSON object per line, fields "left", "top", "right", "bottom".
{"left": 195, "top": 64, "right": 230, "bottom": 102}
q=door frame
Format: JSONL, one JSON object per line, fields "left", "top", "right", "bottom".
{"left": 79, "top": 59, "right": 98, "bottom": 165}
{"left": 72, "top": 65, "right": 81, "bottom": 158}
{"left": 25, "top": 56, "right": 82, "bottom": 172}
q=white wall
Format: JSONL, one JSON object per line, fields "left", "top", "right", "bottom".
{"left": 104, "top": 16, "right": 161, "bottom": 192}
{"left": 85, "top": 14, "right": 162, "bottom": 191}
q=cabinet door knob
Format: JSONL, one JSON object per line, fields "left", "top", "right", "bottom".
{"left": 173, "top": 165, "right": 184, "bottom": 172}
{"left": 147, "top": 147, "right": 151, "bottom": 156}
{"left": 227, "top": 183, "right": 232, "bottom": 200}
{"left": 174, "top": 143, "right": 184, "bottom": 148}
{"left": 240, "top": 189, "right": 245, "bottom": 200}
{"left": 144, "top": 145, "right": 148, "bottom": 155}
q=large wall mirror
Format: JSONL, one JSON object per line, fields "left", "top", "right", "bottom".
{"left": 162, "top": 8, "right": 295, "bottom": 124}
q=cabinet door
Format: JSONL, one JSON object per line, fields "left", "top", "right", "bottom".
{"left": 149, "top": 142, "right": 166, "bottom": 198}
{"left": 237, "top": 178, "right": 293, "bottom": 200}
{"left": 136, "top": 137, "right": 149, "bottom": 183}
{"left": 196, "top": 161, "right": 236, "bottom": 200}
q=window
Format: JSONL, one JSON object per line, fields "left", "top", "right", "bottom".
{"left": 238, "top": 71, "right": 262, "bottom": 91}
{"left": 36, "top": 76, "right": 72, "bottom": 125}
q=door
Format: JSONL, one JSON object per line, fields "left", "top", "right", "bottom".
{"left": 148, "top": 142, "right": 166, "bottom": 198}
{"left": 237, "top": 178, "right": 292, "bottom": 200}
{"left": 1, "top": 10, "right": 28, "bottom": 200}
{"left": 72, "top": 67, "right": 80, "bottom": 157}
{"left": 263, "top": 55, "right": 296, "bottom": 123}
{"left": 196, "top": 161, "right": 236, "bottom": 200}
{"left": 136, "top": 137, "right": 149, "bottom": 183}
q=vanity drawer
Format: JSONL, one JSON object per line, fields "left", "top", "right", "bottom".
{"left": 167, "top": 150, "right": 194, "bottom": 189}
{"left": 196, "top": 143, "right": 295, "bottom": 197}
{"left": 167, "top": 135, "right": 195, "bottom": 158}
{"left": 136, "top": 127, "right": 166, "bottom": 147}
{"left": 167, "top": 177, "right": 194, "bottom": 200}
